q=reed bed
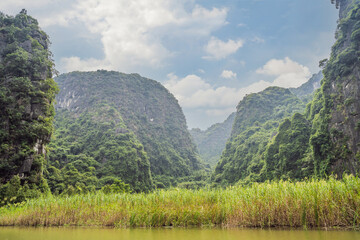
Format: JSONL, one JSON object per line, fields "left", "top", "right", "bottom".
{"left": 0, "top": 175, "right": 359, "bottom": 228}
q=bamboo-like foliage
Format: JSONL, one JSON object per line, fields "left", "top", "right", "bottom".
{"left": 0, "top": 175, "right": 359, "bottom": 228}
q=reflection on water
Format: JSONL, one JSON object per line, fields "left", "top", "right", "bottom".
{"left": 0, "top": 227, "right": 359, "bottom": 240}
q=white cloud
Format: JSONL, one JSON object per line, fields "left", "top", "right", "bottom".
{"left": 165, "top": 73, "right": 211, "bottom": 99}
{"left": 164, "top": 74, "right": 272, "bottom": 114}
{"left": 164, "top": 62, "right": 312, "bottom": 120}
{"left": 220, "top": 70, "right": 237, "bottom": 79}
{"left": 203, "top": 37, "right": 244, "bottom": 60}
{"left": 41, "top": 0, "right": 228, "bottom": 72}
{"left": 256, "top": 57, "right": 311, "bottom": 88}
{"left": 256, "top": 57, "right": 305, "bottom": 75}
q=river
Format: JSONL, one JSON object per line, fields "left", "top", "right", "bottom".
{"left": 0, "top": 227, "right": 359, "bottom": 240}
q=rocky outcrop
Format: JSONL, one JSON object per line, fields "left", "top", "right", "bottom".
{"left": 0, "top": 11, "right": 57, "bottom": 182}
{"left": 323, "top": 0, "right": 360, "bottom": 175}
{"left": 53, "top": 71, "right": 203, "bottom": 188}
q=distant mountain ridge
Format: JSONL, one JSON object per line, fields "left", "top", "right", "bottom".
{"left": 190, "top": 113, "right": 235, "bottom": 167}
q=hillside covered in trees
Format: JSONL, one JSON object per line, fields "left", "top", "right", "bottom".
{"left": 48, "top": 71, "right": 205, "bottom": 193}
{"left": 213, "top": 0, "right": 360, "bottom": 186}
{"left": 213, "top": 87, "right": 306, "bottom": 185}
{"left": 190, "top": 72, "right": 322, "bottom": 169}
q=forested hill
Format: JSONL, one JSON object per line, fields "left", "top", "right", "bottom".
{"left": 213, "top": 87, "right": 306, "bottom": 185}
{"left": 49, "top": 71, "right": 203, "bottom": 192}
{"left": 190, "top": 73, "right": 322, "bottom": 169}
{"left": 213, "top": 0, "right": 360, "bottom": 186}
{"left": 0, "top": 11, "right": 58, "bottom": 194}
{"left": 190, "top": 113, "right": 235, "bottom": 167}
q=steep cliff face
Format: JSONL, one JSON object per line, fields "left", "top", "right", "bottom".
{"left": 52, "top": 71, "right": 202, "bottom": 190}
{"left": 0, "top": 11, "right": 57, "bottom": 184}
{"left": 190, "top": 113, "right": 235, "bottom": 167}
{"left": 316, "top": 0, "right": 360, "bottom": 175}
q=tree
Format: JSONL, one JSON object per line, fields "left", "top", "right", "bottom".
{"left": 319, "top": 58, "right": 328, "bottom": 69}
{"left": 331, "top": 0, "right": 340, "bottom": 9}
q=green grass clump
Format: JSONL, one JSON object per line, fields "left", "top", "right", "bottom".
{"left": 0, "top": 175, "right": 359, "bottom": 228}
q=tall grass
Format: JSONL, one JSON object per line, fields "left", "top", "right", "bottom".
{"left": 0, "top": 175, "right": 359, "bottom": 228}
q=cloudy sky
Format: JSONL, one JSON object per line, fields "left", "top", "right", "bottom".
{"left": 1, "top": 0, "right": 339, "bottom": 129}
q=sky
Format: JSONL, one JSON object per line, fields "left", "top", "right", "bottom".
{"left": 0, "top": 0, "right": 339, "bottom": 130}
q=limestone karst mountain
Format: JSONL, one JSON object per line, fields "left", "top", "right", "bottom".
{"left": 49, "top": 71, "right": 204, "bottom": 192}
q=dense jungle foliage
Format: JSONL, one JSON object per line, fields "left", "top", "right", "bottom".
{"left": 213, "top": 87, "right": 306, "bottom": 185}
{"left": 46, "top": 103, "right": 152, "bottom": 194}
{"left": 0, "top": 10, "right": 58, "bottom": 206}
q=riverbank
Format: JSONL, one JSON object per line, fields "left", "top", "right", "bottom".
{"left": 0, "top": 175, "right": 359, "bottom": 228}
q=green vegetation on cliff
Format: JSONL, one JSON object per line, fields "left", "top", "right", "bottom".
{"left": 50, "top": 71, "right": 204, "bottom": 191}
{"left": 0, "top": 10, "right": 58, "bottom": 205}
{"left": 264, "top": 113, "right": 312, "bottom": 180}
{"left": 46, "top": 104, "right": 152, "bottom": 193}
{"left": 308, "top": 0, "right": 360, "bottom": 177}
{"left": 213, "top": 87, "right": 306, "bottom": 185}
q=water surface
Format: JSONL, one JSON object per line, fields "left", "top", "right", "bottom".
{"left": 0, "top": 227, "right": 359, "bottom": 240}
